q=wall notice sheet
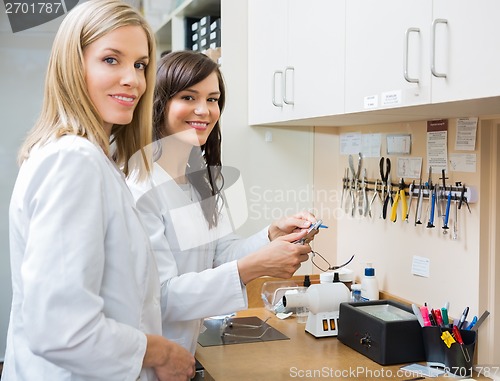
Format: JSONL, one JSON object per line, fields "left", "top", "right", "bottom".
{"left": 455, "top": 117, "right": 478, "bottom": 151}
{"left": 427, "top": 119, "right": 448, "bottom": 172}
{"left": 340, "top": 132, "right": 382, "bottom": 158}
{"left": 449, "top": 153, "right": 477, "bottom": 173}
{"left": 340, "top": 132, "right": 362, "bottom": 155}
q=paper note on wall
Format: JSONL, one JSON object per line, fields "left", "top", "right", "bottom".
{"left": 396, "top": 157, "right": 422, "bottom": 179}
{"left": 361, "top": 133, "right": 381, "bottom": 158}
{"left": 340, "top": 132, "right": 362, "bottom": 155}
{"left": 427, "top": 119, "right": 448, "bottom": 172}
{"left": 411, "top": 256, "right": 430, "bottom": 278}
{"left": 449, "top": 153, "right": 477, "bottom": 173}
{"left": 455, "top": 117, "right": 478, "bottom": 151}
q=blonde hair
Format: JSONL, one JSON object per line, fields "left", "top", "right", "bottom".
{"left": 18, "top": 0, "right": 156, "bottom": 177}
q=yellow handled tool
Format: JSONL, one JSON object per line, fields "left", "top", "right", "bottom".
{"left": 390, "top": 178, "right": 407, "bottom": 223}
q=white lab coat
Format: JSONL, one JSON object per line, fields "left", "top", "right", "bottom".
{"left": 4, "top": 136, "right": 161, "bottom": 381}
{"left": 128, "top": 163, "right": 269, "bottom": 354}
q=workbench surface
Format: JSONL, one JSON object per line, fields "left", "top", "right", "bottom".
{"left": 195, "top": 308, "right": 490, "bottom": 381}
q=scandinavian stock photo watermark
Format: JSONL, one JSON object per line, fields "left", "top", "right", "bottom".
{"left": 289, "top": 366, "right": 428, "bottom": 379}
{"left": 248, "top": 185, "right": 344, "bottom": 222}
{"left": 3, "top": 0, "right": 80, "bottom": 32}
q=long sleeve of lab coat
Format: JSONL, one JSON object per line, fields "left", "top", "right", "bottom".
{"left": 5, "top": 136, "right": 160, "bottom": 381}
{"left": 135, "top": 197, "right": 269, "bottom": 323}
{"left": 130, "top": 168, "right": 270, "bottom": 353}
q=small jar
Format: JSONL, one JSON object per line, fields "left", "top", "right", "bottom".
{"left": 351, "top": 283, "right": 362, "bottom": 303}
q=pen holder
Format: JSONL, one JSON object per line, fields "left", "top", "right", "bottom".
{"left": 422, "top": 326, "right": 476, "bottom": 377}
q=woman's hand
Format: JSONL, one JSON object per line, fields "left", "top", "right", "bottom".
{"left": 144, "top": 334, "right": 196, "bottom": 381}
{"left": 268, "top": 211, "right": 318, "bottom": 242}
{"left": 237, "top": 230, "right": 312, "bottom": 285}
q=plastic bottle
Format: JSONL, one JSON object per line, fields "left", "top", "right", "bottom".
{"left": 350, "top": 283, "right": 362, "bottom": 302}
{"left": 361, "top": 263, "right": 379, "bottom": 301}
{"left": 319, "top": 271, "right": 334, "bottom": 284}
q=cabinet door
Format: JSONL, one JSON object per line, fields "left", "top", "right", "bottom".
{"left": 248, "top": 0, "right": 289, "bottom": 125}
{"left": 249, "top": 0, "right": 346, "bottom": 125}
{"left": 287, "top": 0, "right": 345, "bottom": 120}
{"left": 431, "top": 0, "right": 500, "bottom": 103}
{"left": 345, "top": 0, "right": 432, "bottom": 114}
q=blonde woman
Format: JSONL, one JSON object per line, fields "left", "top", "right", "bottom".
{"left": 4, "top": 1, "right": 195, "bottom": 380}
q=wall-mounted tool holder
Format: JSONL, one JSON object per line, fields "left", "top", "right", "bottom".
{"left": 340, "top": 169, "right": 476, "bottom": 235}
{"left": 341, "top": 178, "right": 477, "bottom": 204}
{"left": 340, "top": 154, "right": 477, "bottom": 238}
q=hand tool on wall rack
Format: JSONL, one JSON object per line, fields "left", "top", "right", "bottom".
{"left": 348, "top": 153, "right": 362, "bottom": 217}
{"left": 390, "top": 178, "right": 407, "bottom": 223}
{"left": 427, "top": 185, "right": 437, "bottom": 228}
{"left": 438, "top": 169, "right": 448, "bottom": 219}
{"left": 442, "top": 186, "right": 452, "bottom": 234}
{"left": 405, "top": 180, "right": 415, "bottom": 222}
{"left": 414, "top": 178, "right": 424, "bottom": 225}
{"left": 340, "top": 167, "right": 348, "bottom": 212}
{"left": 452, "top": 195, "right": 459, "bottom": 240}
{"left": 368, "top": 179, "right": 381, "bottom": 218}
{"left": 452, "top": 182, "right": 461, "bottom": 240}
{"left": 379, "top": 157, "right": 391, "bottom": 219}
{"left": 435, "top": 183, "right": 442, "bottom": 218}
{"left": 458, "top": 183, "right": 471, "bottom": 213}
{"left": 422, "top": 166, "right": 433, "bottom": 226}
{"left": 360, "top": 168, "right": 369, "bottom": 216}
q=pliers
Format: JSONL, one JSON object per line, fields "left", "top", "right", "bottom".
{"left": 368, "top": 179, "right": 381, "bottom": 218}
{"left": 390, "top": 178, "right": 408, "bottom": 223}
{"left": 360, "top": 168, "right": 369, "bottom": 216}
{"left": 349, "top": 153, "right": 362, "bottom": 217}
{"left": 458, "top": 183, "right": 471, "bottom": 213}
{"left": 379, "top": 157, "right": 392, "bottom": 219}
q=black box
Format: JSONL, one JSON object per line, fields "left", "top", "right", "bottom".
{"left": 338, "top": 300, "right": 425, "bottom": 365}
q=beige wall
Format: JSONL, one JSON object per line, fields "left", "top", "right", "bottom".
{"left": 313, "top": 120, "right": 498, "bottom": 366}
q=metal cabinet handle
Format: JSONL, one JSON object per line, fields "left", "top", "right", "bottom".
{"left": 283, "top": 66, "right": 295, "bottom": 105}
{"left": 431, "top": 18, "right": 448, "bottom": 78}
{"left": 404, "top": 27, "right": 420, "bottom": 83}
{"left": 272, "top": 70, "right": 283, "bottom": 107}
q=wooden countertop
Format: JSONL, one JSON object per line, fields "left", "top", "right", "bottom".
{"left": 195, "top": 308, "right": 489, "bottom": 381}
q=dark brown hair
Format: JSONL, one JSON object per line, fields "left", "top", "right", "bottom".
{"left": 153, "top": 50, "right": 225, "bottom": 228}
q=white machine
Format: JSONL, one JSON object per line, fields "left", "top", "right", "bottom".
{"left": 283, "top": 282, "right": 350, "bottom": 338}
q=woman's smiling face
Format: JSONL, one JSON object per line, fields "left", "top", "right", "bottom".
{"left": 83, "top": 25, "right": 149, "bottom": 135}
{"left": 163, "top": 71, "right": 221, "bottom": 147}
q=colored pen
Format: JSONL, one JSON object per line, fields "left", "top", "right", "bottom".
{"left": 319, "top": 224, "right": 328, "bottom": 229}
{"left": 441, "top": 307, "right": 449, "bottom": 325}
{"left": 466, "top": 316, "right": 478, "bottom": 330}
{"left": 434, "top": 309, "right": 444, "bottom": 327}
{"left": 457, "top": 307, "right": 469, "bottom": 329}
{"left": 428, "top": 310, "right": 437, "bottom": 326}
{"left": 420, "top": 306, "right": 431, "bottom": 327}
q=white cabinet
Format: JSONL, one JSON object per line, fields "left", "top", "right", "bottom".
{"left": 345, "top": 0, "right": 500, "bottom": 114}
{"left": 345, "top": 0, "right": 432, "bottom": 114}
{"left": 431, "top": 0, "right": 500, "bottom": 104}
{"left": 248, "top": 0, "right": 345, "bottom": 125}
